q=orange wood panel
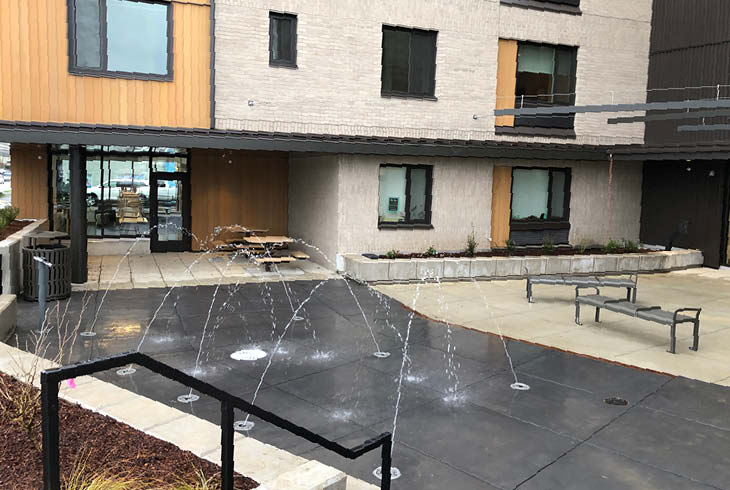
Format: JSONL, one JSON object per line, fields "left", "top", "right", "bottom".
{"left": 491, "top": 166, "right": 512, "bottom": 247}
{"left": 10, "top": 144, "right": 49, "bottom": 220}
{"left": 190, "top": 150, "right": 289, "bottom": 251}
{"left": 0, "top": 0, "right": 210, "bottom": 128}
{"left": 495, "top": 39, "right": 518, "bottom": 128}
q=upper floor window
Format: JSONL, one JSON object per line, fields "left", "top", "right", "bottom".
{"left": 381, "top": 26, "right": 437, "bottom": 98}
{"left": 378, "top": 164, "right": 433, "bottom": 227}
{"left": 69, "top": 0, "right": 172, "bottom": 79}
{"left": 269, "top": 12, "right": 298, "bottom": 67}
{"left": 500, "top": 0, "right": 581, "bottom": 15}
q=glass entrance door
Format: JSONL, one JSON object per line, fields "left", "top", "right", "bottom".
{"left": 150, "top": 172, "right": 191, "bottom": 252}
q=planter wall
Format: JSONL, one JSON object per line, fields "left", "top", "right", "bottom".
{"left": 0, "top": 219, "right": 48, "bottom": 295}
{"left": 342, "top": 249, "right": 704, "bottom": 284}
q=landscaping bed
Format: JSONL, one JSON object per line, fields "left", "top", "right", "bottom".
{"left": 370, "top": 245, "right": 650, "bottom": 260}
{"left": 0, "top": 219, "right": 29, "bottom": 242}
{"left": 0, "top": 372, "right": 258, "bottom": 489}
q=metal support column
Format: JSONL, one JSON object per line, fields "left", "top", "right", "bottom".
{"left": 69, "top": 145, "right": 87, "bottom": 284}
{"left": 41, "top": 373, "right": 61, "bottom": 490}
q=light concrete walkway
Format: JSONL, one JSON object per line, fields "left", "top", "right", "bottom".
{"left": 0, "top": 342, "right": 375, "bottom": 490}
{"left": 376, "top": 268, "right": 730, "bottom": 386}
{"left": 79, "top": 252, "right": 336, "bottom": 291}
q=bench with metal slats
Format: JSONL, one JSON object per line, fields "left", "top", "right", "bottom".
{"left": 574, "top": 287, "right": 701, "bottom": 354}
{"left": 527, "top": 274, "right": 637, "bottom": 303}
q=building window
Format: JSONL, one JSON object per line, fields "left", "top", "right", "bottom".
{"left": 381, "top": 26, "right": 437, "bottom": 98}
{"left": 514, "top": 42, "right": 577, "bottom": 129}
{"left": 511, "top": 168, "right": 570, "bottom": 222}
{"left": 500, "top": 0, "right": 581, "bottom": 13}
{"left": 269, "top": 12, "right": 297, "bottom": 67}
{"left": 378, "top": 164, "right": 433, "bottom": 226}
{"left": 68, "top": 0, "right": 172, "bottom": 79}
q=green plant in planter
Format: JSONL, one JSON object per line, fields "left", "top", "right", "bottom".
{"left": 505, "top": 239, "right": 516, "bottom": 256}
{"left": 622, "top": 239, "right": 639, "bottom": 253}
{"left": 542, "top": 235, "right": 556, "bottom": 254}
{"left": 603, "top": 239, "right": 621, "bottom": 254}
{"left": 423, "top": 245, "right": 437, "bottom": 258}
{"left": 386, "top": 249, "right": 399, "bottom": 260}
{"left": 465, "top": 226, "right": 478, "bottom": 257}
{"left": 0, "top": 206, "right": 19, "bottom": 230}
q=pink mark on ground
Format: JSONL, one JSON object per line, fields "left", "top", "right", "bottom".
{"left": 66, "top": 378, "right": 76, "bottom": 389}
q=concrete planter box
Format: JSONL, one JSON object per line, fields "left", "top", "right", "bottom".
{"left": 471, "top": 258, "right": 497, "bottom": 278}
{"left": 389, "top": 259, "right": 418, "bottom": 281}
{"left": 522, "top": 257, "right": 547, "bottom": 276}
{"left": 343, "top": 249, "right": 703, "bottom": 284}
{"left": 443, "top": 258, "right": 471, "bottom": 279}
{"left": 545, "top": 256, "right": 572, "bottom": 275}
{"left": 0, "top": 219, "right": 48, "bottom": 295}
{"left": 495, "top": 257, "right": 523, "bottom": 277}
{"left": 0, "top": 294, "right": 17, "bottom": 341}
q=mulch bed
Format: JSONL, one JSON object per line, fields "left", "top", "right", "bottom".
{"left": 0, "top": 220, "right": 31, "bottom": 241}
{"left": 373, "top": 246, "right": 651, "bottom": 260}
{"left": 0, "top": 372, "right": 258, "bottom": 489}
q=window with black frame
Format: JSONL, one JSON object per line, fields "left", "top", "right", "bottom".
{"left": 510, "top": 167, "right": 570, "bottom": 223}
{"left": 69, "top": 0, "right": 171, "bottom": 79}
{"left": 269, "top": 12, "right": 297, "bottom": 67}
{"left": 381, "top": 26, "right": 437, "bottom": 98}
{"left": 514, "top": 42, "right": 577, "bottom": 129}
{"left": 378, "top": 164, "right": 432, "bottom": 226}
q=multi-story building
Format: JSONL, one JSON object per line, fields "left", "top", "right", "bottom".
{"left": 0, "top": 0, "right": 654, "bottom": 279}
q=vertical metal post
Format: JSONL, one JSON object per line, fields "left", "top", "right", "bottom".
{"left": 38, "top": 258, "right": 48, "bottom": 330}
{"left": 69, "top": 145, "right": 87, "bottom": 284}
{"left": 220, "top": 400, "right": 234, "bottom": 490}
{"left": 41, "top": 372, "right": 61, "bottom": 490}
{"left": 380, "top": 435, "right": 392, "bottom": 490}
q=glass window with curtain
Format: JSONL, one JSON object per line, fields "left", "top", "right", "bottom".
{"left": 511, "top": 168, "right": 570, "bottom": 222}
{"left": 269, "top": 12, "right": 297, "bottom": 67}
{"left": 69, "top": 0, "right": 171, "bottom": 78}
{"left": 378, "top": 164, "right": 432, "bottom": 225}
{"left": 514, "top": 42, "right": 577, "bottom": 129}
{"left": 381, "top": 26, "right": 437, "bottom": 97}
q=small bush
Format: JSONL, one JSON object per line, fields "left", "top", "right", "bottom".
{"left": 505, "top": 239, "right": 516, "bottom": 256}
{"left": 423, "top": 246, "right": 437, "bottom": 258}
{"left": 542, "top": 235, "right": 556, "bottom": 253}
{"left": 0, "top": 206, "right": 19, "bottom": 229}
{"left": 466, "top": 226, "right": 478, "bottom": 257}
{"left": 603, "top": 239, "right": 621, "bottom": 254}
{"left": 622, "top": 239, "right": 639, "bottom": 253}
{"left": 385, "top": 249, "right": 399, "bottom": 260}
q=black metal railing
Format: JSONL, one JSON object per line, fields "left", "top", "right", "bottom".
{"left": 41, "top": 351, "right": 393, "bottom": 490}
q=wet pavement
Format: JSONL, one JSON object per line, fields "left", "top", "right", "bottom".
{"left": 14, "top": 279, "right": 730, "bottom": 489}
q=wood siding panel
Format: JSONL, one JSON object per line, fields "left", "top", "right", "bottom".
{"left": 190, "top": 150, "right": 289, "bottom": 251}
{"left": 0, "top": 0, "right": 210, "bottom": 128}
{"left": 495, "top": 40, "right": 518, "bottom": 128}
{"left": 10, "top": 144, "right": 49, "bottom": 220}
{"left": 491, "top": 166, "right": 512, "bottom": 247}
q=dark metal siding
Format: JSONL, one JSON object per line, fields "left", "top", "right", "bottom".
{"left": 646, "top": 0, "right": 730, "bottom": 147}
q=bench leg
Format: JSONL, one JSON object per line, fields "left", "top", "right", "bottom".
{"left": 690, "top": 321, "right": 700, "bottom": 351}
{"left": 626, "top": 288, "right": 631, "bottom": 302}
{"left": 632, "top": 287, "right": 637, "bottom": 303}
{"left": 594, "top": 307, "right": 600, "bottom": 323}
{"left": 575, "top": 302, "right": 582, "bottom": 326}
{"left": 264, "top": 263, "right": 272, "bottom": 272}
{"left": 527, "top": 281, "right": 534, "bottom": 303}
{"left": 667, "top": 323, "right": 677, "bottom": 354}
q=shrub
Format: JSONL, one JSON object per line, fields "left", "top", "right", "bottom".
{"left": 622, "top": 239, "right": 639, "bottom": 253}
{"left": 423, "top": 246, "right": 437, "bottom": 258}
{"left": 505, "top": 239, "right": 516, "bottom": 256}
{"left": 542, "top": 235, "right": 556, "bottom": 253}
{"left": 603, "top": 239, "right": 621, "bottom": 254}
{"left": 385, "top": 249, "right": 399, "bottom": 260}
{"left": 466, "top": 226, "right": 478, "bottom": 257}
{"left": 0, "top": 206, "right": 19, "bottom": 230}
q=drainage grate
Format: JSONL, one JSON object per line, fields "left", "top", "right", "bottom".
{"left": 604, "top": 396, "right": 628, "bottom": 406}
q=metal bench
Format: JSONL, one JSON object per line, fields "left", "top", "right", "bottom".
{"left": 527, "top": 274, "right": 637, "bottom": 303}
{"left": 574, "top": 287, "right": 701, "bottom": 354}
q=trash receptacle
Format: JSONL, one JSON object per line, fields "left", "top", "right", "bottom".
{"left": 22, "top": 245, "right": 71, "bottom": 301}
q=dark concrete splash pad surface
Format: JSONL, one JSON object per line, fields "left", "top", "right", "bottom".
{"left": 14, "top": 279, "right": 730, "bottom": 489}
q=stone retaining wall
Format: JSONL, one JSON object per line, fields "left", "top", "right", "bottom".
{"left": 342, "top": 249, "right": 704, "bottom": 283}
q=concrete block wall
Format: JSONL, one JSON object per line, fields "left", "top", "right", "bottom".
{"left": 214, "top": 0, "right": 652, "bottom": 146}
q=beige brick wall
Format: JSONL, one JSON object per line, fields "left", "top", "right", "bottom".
{"left": 215, "top": 0, "right": 652, "bottom": 145}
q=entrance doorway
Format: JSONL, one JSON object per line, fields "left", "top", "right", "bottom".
{"left": 150, "top": 172, "right": 191, "bottom": 252}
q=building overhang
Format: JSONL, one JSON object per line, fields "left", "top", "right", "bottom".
{"left": 0, "top": 120, "right": 610, "bottom": 161}
{"left": 611, "top": 142, "right": 730, "bottom": 161}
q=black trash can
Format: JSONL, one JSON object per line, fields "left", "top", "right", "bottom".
{"left": 22, "top": 245, "right": 72, "bottom": 301}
